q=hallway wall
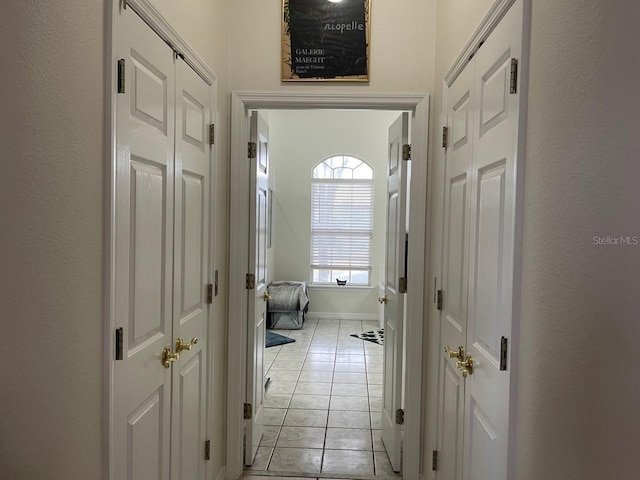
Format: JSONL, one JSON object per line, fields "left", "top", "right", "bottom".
{"left": 428, "top": 1, "right": 640, "bottom": 479}
{"left": 0, "top": 1, "right": 230, "bottom": 478}
{"left": 229, "top": 0, "right": 436, "bottom": 94}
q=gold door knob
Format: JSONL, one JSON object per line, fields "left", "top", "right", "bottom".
{"left": 378, "top": 295, "right": 390, "bottom": 304}
{"left": 444, "top": 345, "right": 464, "bottom": 361}
{"left": 175, "top": 337, "right": 198, "bottom": 354}
{"left": 162, "top": 346, "right": 180, "bottom": 368}
{"left": 262, "top": 293, "right": 272, "bottom": 302}
{"left": 457, "top": 355, "right": 474, "bottom": 378}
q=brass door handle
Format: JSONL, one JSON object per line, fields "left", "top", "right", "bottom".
{"left": 378, "top": 295, "right": 390, "bottom": 304}
{"left": 262, "top": 293, "right": 272, "bottom": 302}
{"left": 176, "top": 337, "right": 198, "bottom": 354}
{"left": 162, "top": 346, "right": 180, "bottom": 368}
{"left": 444, "top": 345, "right": 464, "bottom": 361}
{"left": 457, "top": 355, "right": 474, "bottom": 378}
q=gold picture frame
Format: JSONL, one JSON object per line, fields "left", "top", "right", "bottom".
{"left": 282, "top": 0, "right": 371, "bottom": 82}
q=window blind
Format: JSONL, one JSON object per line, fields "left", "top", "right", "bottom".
{"left": 311, "top": 181, "right": 373, "bottom": 270}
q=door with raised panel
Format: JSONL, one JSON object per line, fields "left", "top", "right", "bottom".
{"left": 114, "top": 7, "right": 212, "bottom": 479}
{"left": 381, "top": 112, "right": 409, "bottom": 472}
{"left": 244, "top": 111, "right": 269, "bottom": 465}
{"left": 436, "top": 62, "right": 475, "bottom": 480}
{"left": 114, "top": 8, "right": 175, "bottom": 479}
{"left": 170, "top": 58, "right": 211, "bottom": 480}
{"left": 463, "top": 1, "right": 522, "bottom": 478}
{"left": 435, "top": 1, "right": 523, "bottom": 479}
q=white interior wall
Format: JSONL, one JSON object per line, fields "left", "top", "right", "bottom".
{"left": 428, "top": 1, "right": 640, "bottom": 478}
{"left": 0, "top": 1, "right": 230, "bottom": 478}
{"left": 267, "top": 109, "right": 401, "bottom": 316}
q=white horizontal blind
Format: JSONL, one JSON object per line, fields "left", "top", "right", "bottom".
{"left": 311, "top": 180, "right": 373, "bottom": 272}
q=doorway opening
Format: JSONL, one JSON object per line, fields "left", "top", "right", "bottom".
{"left": 227, "top": 94, "right": 430, "bottom": 480}
{"left": 246, "top": 109, "right": 405, "bottom": 478}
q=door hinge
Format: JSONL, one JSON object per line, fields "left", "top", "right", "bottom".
{"left": 442, "top": 126, "right": 449, "bottom": 149}
{"left": 246, "top": 273, "right": 255, "bottom": 290}
{"left": 399, "top": 277, "right": 407, "bottom": 294}
{"left": 248, "top": 141, "right": 257, "bottom": 159}
{"left": 204, "top": 440, "right": 211, "bottom": 460}
{"left": 436, "top": 289, "right": 443, "bottom": 310}
{"left": 395, "top": 408, "right": 405, "bottom": 425}
{"left": 510, "top": 58, "right": 518, "bottom": 94}
{"left": 206, "top": 284, "right": 213, "bottom": 304}
{"left": 432, "top": 450, "right": 438, "bottom": 471}
{"left": 402, "top": 144, "right": 411, "bottom": 161}
{"left": 117, "top": 59, "right": 126, "bottom": 94}
{"left": 500, "top": 336, "right": 508, "bottom": 371}
{"left": 214, "top": 270, "right": 219, "bottom": 297}
{"left": 244, "top": 403, "right": 253, "bottom": 419}
{"left": 115, "top": 327, "right": 124, "bottom": 360}
{"left": 209, "top": 124, "right": 215, "bottom": 145}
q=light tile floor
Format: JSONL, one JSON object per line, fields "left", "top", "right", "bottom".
{"left": 244, "top": 318, "right": 402, "bottom": 480}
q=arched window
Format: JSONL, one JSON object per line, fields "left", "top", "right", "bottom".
{"left": 310, "top": 155, "right": 374, "bottom": 285}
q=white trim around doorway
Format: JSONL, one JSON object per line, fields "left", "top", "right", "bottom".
{"left": 227, "top": 92, "right": 430, "bottom": 480}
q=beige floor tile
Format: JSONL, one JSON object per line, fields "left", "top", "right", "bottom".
{"left": 325, "top": 427, "right": 373, "bottom": 450}
{"left": 370, "top": 411, "right": 382, "bottom": 429}
{"left": 298, "top": 370, "right": 334, "bottom": 383}
{"left": 295, "top": 382, "right": 332, "bottom": 395}
{"left": 335, "top": 354, "right": 365, "bottom": 363}
{"left": 368, "top": 384, "right": 383, "bottom": 397}
{"left": 328, "top": 410, "right": 371, "bottom": 429}
{"left": 302, "top": 362, "right": 335, "bottom": 372}
{"left": 322, "top": 449, "right": 374, "bottom": 475}
{"left": 259, "top": 426, "right": 281, "bottom": 447}
{"left": 329, "top": 395, "right": 370, "bottom": 412}
{"left": 277, "top": 426, "right": 326, "bottom": 449}
{"left": 267, "top": 381, "right": 296, "bottom": 394}
{"left": 267, "top": 370, "right": 301, "bottom": 383}
{"left": 290, "top": 394, "right": 330, "bottom": 410}
{"left": 264, "top": 393, "right": 292, "bottom": 408}
{"left": 333, "top": 372, "right": 367, "bottom": 384}
{"left": 268, "top": 447, "right": 322, "bottom": 474}
{"left": 331, "top": 383, "right": 368, "bottom": 397}
{"left": 374, "top": 451, "right": 402, "bottom": 477}
{"left": 284, "top": 409, "right": 329, "bottom": 428}
{"left": 306, "top": 352, "right": 336, "bottom": 362}
{"left": 369, "top": 396, "right": 382, "bottom": 412}
{"left": 334, "top": 363, "right": 366, "bottom": 373}
{"left": 246, "top": 446, "right": 273, "bottom": 471}
{"left": 372, "top": 429, "right": 385, "bottom": 451}
{"left": 263, "top": 408, "right": 287, "bottom": 426}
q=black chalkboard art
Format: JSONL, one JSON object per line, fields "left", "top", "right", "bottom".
{"left": 282, "top": 0, "right": 371, "bottom": 82}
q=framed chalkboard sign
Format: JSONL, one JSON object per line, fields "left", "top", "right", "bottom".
{"left": 282, "top": 0, "right": 371, "bottom": 82}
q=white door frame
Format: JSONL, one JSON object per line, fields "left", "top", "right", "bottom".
{"left": 227, "top": 92, "right": 430, "bottom": 480}
{"left": 424, "top": 0, "right": 530, "bottom": 479}
{"left": 105, "top": 1, "right": 219, "bottom": 479}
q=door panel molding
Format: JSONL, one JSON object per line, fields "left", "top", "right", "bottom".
{"left": 227, "top": 92, "right": 430, "bottom": 480}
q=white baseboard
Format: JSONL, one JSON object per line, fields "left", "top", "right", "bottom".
{"left": 306, "top": 312, "right": 378, "bottom": 321}
{"left": 215, "top": 466, "right": 226, "bottom": 480}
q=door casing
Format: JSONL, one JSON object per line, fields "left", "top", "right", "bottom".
{"left": 105, "top": 1, "right": 219, "bottom": 479}
{"left": 227, "top": 92, "right": 430, "bottom": 480}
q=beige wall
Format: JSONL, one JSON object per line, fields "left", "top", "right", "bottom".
{"left": 428, "top": 0, "right": 640, "bottom": 478}
{"left": 0, "top": 1, "right": 105, "bottom": 478}
{"left": 267, "top": 109, "right": 400, "bottom": 317}
{"left": 517, "top": 1, "right": 640, "bottom": 478}
{"left": 229, "top": 0, "right": 435, "bottom": 93}
{"left": 0, "top": 0, "right": 230, "bottom": 478}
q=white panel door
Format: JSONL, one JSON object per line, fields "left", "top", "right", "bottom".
{"left": 463, "top": 1, "right": 522, "bottom": 478}
{"left": 436, "top": 62, "right": 475, "bottom": 480}
{"left": 114, "top": 7, "right": 175, "bottom": 480}
{"left": 170, "top": 58, "right": 211, "bottom": 480}
{"left": 381, "top": 112, "right": 409, "bottom": 472}
{"left": 245, "top": 111, "right": 269, "bottom": 465}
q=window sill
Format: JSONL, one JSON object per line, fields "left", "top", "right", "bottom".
{"left": 309, "top": 284, "right": 374, "bottom": 291}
